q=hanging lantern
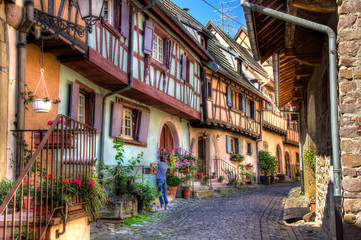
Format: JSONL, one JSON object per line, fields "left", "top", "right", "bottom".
{"left": 77, "top": 0, "right": 105, "bottom": 22}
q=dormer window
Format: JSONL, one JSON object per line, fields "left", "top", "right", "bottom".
{"left": 200, "top": 35, "right": 208, "bottom": 50}
{"left": 237, "top": 59, "right": 243, "bottom": 74}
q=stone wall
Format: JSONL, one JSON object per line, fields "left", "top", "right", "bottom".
{"left": 338, "top": 0, "right": 361, "bottom": 238}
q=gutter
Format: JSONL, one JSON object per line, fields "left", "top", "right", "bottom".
{"left": 240, "top": 0, "right": 342, "bottom": 238}
{"left": 16, "top": 0, "right": 34, "bottom": 176}
{"left": 280, "top": 110, "right": 304, "bottom": 193}
{"left": 99, "top": 0, "right": 156, "bottom": 167}
{"left": 256, "top": 110, "right": 262, "bottom": 184}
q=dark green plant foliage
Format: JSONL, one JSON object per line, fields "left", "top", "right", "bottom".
{"left": 258, "top": 150, "right": 278, "bottom": 176}
{"left": 303, "top": 148, "right": 316, "bottom": 172}
{"left": 166, "top": 174, "right": 181, "bottom": 186}
{"left": 130, "top": 182, "right": 160, "bottom": 210}
{"left": 0, "top": 179, "right": 15, "bottom": 205}
{"left": 230, "top": 153, "right": 244, "bottom": 161}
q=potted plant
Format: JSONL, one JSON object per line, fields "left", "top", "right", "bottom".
{"left": 180, "top": 173, "right": 192, "bottom": 199}
{"left": 217, "top": 176, "right": 225, "bottom": 183}
{"left": 203, "top": 175, "right": 210, "bottom": 184}
{"left": 166, "top": 174, "right": 181, "bottom": 198}
{"left": 34, "top": 119, "right": 73, "bottom": 148}
{"left": 202, "top": 131, "right": 210, "bottom": 140}
{"left": 175, "top": 150, "right": 197, "bottom": 173}
{"left": 230, "top": 153, "right": 244, "bottom": 162}
{"left": 211, "top": 172, "right": 217, "bottom": 179}
{"left": 258, "top": 150, "right": 278, "bottom": 185}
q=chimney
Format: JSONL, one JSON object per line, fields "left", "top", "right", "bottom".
{"left": 183, "top": 8, "right": 190, "bottom": 12}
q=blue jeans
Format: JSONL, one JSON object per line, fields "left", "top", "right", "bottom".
{"left": 157, "top": 179, "right": 168, "bottom": 207}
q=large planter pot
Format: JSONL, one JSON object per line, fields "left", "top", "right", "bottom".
{"left": 167, "top": 186, "right": 178, "bottom": 198}
{"left": 218, "top": 179, "right": 223, "bottom": 183}
{"left": 99, "top": 198, "right": 138, "bottom": 220}
{"left": 260, "top": 176, "right": 270, "bottom": 185}
{"left": 182, "top": 188, "right": 191, "bottom": 199}
{"left": 32, "top": 99, "right": 52, "bottom": 113}
{"left": 34, "top": 131, "right": 74, "bottom": 148}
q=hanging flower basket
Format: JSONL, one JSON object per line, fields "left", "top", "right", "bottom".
{"left": 32, "top": 99, "right": 52, "bottom": 113}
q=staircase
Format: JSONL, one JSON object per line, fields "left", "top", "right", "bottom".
{"left": 0, "top": 115, "right": 97, "bottom": 240}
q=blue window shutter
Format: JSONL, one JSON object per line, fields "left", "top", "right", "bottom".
{"left": 253, "top": 101, "right": 257, "bottom": 119}
{"left": 235, "top": 138, "right": 239, "bottom": 154}
{"left": 226, "top": 135, "right": 231, "bottom": 153}
{"left": 138, "top": 111, "right": 150, "bottom": 143}
{"left": 120, "top": 0, "right": 130, "bottom": 39}
{"left": 166, "top": 39, "right": 172, "bottom": 68}
{"left": 93, "top": 93, "right": 103, "bottom": 133}
{"left": 143, "top": 20, "right": 154, "bottom": 55}
{"left": 239, "top": 138, "right": 243, "bottom": 155}
{"left": 242, "top": 95, "right": 246, "bottom": 112}
{"left": 69, "top": 82, "right": 79, "bottom": 120}
{"left": 245, "top": 98, "right": 249, "bottom": 117}
{"left": 226, "top": 86, "right": 232, "bottom": 107}
{"left": 181, "top": 54, "right": 187, "bottom": 80}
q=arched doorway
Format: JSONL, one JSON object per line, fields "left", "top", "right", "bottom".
{"left": 285, "top": 151, "right": 291, "bottom": 177}
{"left": 160, "top": 124, "right": 173, "bottom": 149}
{"left": 276, "top": 145, "right": 282, "bottom": 173}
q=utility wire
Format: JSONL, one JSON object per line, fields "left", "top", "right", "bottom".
{"left": 200, "top": 0, "right": 248, "bottom": 28}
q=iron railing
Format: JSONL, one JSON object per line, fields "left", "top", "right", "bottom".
{"left": 213, "top": 159, "right": 239, "bottom": 186}
{"left": 0, "top": 115, "right": 97, "bottom": 240}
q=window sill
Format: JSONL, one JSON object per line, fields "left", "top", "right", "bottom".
{"left": 148, "top": 57, "right": 167, "bottom": 73}
{"left": 124, "top": 139, "right": 147, "bottom": 148}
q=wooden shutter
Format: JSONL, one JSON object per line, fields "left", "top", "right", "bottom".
{"left": 166, "top": 39, "right": 172, "bottom": 68}
{"left": 69, "top": 82, "right": 79, "bottom": 120}
{"left": 242, "top": 95, "right": 246, "bottom": 112}
{"left": 253, "top": 101, "right": 257, "bottom": 119}
{"left": 143, "top": 20, "right": 154, "bottom": 55}
{"left": 93, "top": 94, "right": 103, "bottom": 133}
{"left": 110, "top": 102, "right": 123, "bottom": 137}
{"left": 226, "top": 86, "right": 232, "bottom": 107}
{"left": 181, "top": 54, "right": 187, "bottom": 80}
{"left": 235, "top": 138, "right": 239, "bottom": 154}
{"left": 138, "top": 111, "right": 150, "bottom": 143}
{"left": 113, "top": 0, "right": 120, "bottom": 30}
{"left": 226, "top": 135, "right": 231, "bottom": 153}
{"left": 245, "top": 98, "right": 249, "bottom": 117}
{"left": 239, "top": 138, "right": 243, "bottom": 155}
{"left": 120, "top": 0, "right": 129, "bottom": 38}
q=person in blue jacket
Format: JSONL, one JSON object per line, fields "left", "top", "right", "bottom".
{"left": 151, "top": 155, "right": 169, "bottom": 210}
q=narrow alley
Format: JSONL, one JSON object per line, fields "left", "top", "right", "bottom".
{"left": 91, "top": 183, "right": 326, "bottom": 240}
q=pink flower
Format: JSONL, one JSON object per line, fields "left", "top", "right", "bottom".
{"left": 88, "top": 181, "right": 94, "bottom": 187}
{"left": 48, "top": 120, "right": 54, "bottom": 125}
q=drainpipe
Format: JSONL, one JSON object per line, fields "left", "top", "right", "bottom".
{"left": 16, "top": 1, "right": 34, "bottom": 176}
{"left": 240, "top": 0, "right": 342, "bottom": 238}
{"left": 280, "top": 111, "right": 303, "bottom": 194}
{"left": 99, "top": 0, "right": 156, "bottom": 167}
{"left": 256, "top": 109, "right": 263, "bottom": 184}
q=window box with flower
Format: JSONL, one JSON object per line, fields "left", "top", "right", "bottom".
{"left": 230, "top": 153, "right": 244, "bottom": 162}
{"left": 34, "top": 119, "right": 74, "bottom": 148}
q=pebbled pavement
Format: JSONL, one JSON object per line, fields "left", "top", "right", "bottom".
{"left": 91, "top": 183, "right": 327, "bottom": 240}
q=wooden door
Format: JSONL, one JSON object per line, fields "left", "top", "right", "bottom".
{"left": 160, "top": 124, "right": 173, "bottom": 149}
{"left": 198, "top": 137, "right": 206, "bottom": 174}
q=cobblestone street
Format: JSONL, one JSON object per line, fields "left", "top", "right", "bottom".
{"left": 91, "top": 183, "right": 327, "bottom": 240}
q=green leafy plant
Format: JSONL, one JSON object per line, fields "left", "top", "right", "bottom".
{"left": 258, "top": 150, "right": 278, "bottom": 176}
{"left": 230, "top": 153, "right": 244, "bottom": 161}
{"left": 217, "top": 176, "right": 225, "bottom": 181}
{"left": 180, "top": 173, "right": 193, "bottom": 188}
{"left": 166, "top": 174, "right": 181, "bottom": 187}
{"left": 303, "top": 147, "right": 316, "bottom": 172}
{"left": 130, "top": 181, "right": 160, "bottom": 211}
{"left": 203, "top": 175, "right": 210, "bottom": 180}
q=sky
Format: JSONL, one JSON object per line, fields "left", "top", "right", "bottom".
{"left": 171, "top": 0, "right": 247, "bottom": 37}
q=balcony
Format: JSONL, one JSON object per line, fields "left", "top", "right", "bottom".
{"left": 262, "top": 110, "right": 287, "bottom": 135}
{"left": 284, "top": 121, "right": 299, "bottom": 146}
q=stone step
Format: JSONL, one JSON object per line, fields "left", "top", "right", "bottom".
{"left": 191, "top": 190, "right": 215, "bottom": 199}
{"left": 191, "top": 186, "right": 209, "bottom": 191}
{"left": 214, "top": 188, "right": 238, "bottom": 195}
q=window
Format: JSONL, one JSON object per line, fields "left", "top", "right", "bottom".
{"left": 200, "top": 35, "right": 208, "bottom": 49}
{"left": 122, "top": 109, "right": 133, "bottom": 139}
{"left": 226, "top": 135, "right": 241, "bottom": 154}
{"left": 238, "top": 94, "right": 243, "bottom": 111}
{"left": 153, "top": 33, "right": 164, "bottom": 63}
{"left": 111, "top": 98, "right": 151, "bottom": 146}
{"left": 113, "top": 0, "right": 129, "bottom": 38}
{"left": 69, "top": 82, "right": 103, "bottom": 132}
{"left": 207, "top": 81, "right": 212, "bottom": 98}
{"left": 78, "top": 93, "right": 86, "bottom": 124}
{"left": 237, "top": 60, "right": 243, "bottom": 74}
{"left": 247, "top": 142, "right": 252, "bottom": 155}
{"left": 263, "top": 141, "right": 268, "bottom": 151}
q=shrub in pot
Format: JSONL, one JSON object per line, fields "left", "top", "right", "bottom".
{"left": 258, "top": 150, "right": 278, "bottom": 185}
{"left": 217, "top": 176, "right": 225, "bottom": 183}
{"left": 166, "top": 174, "right": 181, "bottom": 198}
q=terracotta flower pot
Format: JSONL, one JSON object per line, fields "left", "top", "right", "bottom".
{"left": 310, "top": 202, "right": 316, "bottom": 212}
{"left": 182, "top": 189, "right": 191, "bottom": 199}
{"left": 167, "top": 186, "right": 178, "bottom": 198}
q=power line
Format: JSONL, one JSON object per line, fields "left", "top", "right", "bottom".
{"left": 200, "top": 0, "right": 247, "bottom": 28}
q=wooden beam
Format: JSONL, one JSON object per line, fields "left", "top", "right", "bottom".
{"left": 285, "top": 0, "right": 297, "bottom": 49}
{"left": 293, "top": 0, "right": 337, "bottom": 13}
